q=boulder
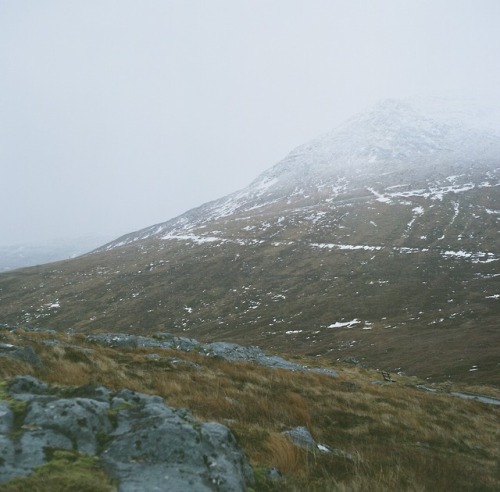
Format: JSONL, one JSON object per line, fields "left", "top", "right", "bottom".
{"left": 282, "top": 426, "right": 353, "bottom": 460}
{"left": 102, "top": 389, "right": 253, "bottom": 491}
{"left": 0, "top": 376, "right": 254, "bottom": 491}
{"left": 282, "top": 426, "right": 317, "bottom": 451}
{"left": 0, "top": 343, "right": 42, "bottom": 367}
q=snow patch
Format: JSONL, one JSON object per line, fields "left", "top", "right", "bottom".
{"left": 312, "top": 243, "right": 383, "bottom": 251}
{"left": 327, "top": 319, "right": 361, "bottom": 329}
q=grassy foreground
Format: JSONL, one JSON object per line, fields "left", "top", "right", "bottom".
{"left": 1, "top": 329, "right": 499, "bottom": 491}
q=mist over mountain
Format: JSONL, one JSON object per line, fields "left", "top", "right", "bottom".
{"left": 99, "top": 97, "right": 500, "bottom": 250}
{"left": 0, "top": 235, "right": 119, "bottom": 272}
{"left": 1, "top": 97, "right": 499, "bottom": 385}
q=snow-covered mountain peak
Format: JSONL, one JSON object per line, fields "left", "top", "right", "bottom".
{"left": 98, "top": 97, "right": 500, "bottom": 250}
{"left": 252, "top": 96, "right": 500, "bottom": 192}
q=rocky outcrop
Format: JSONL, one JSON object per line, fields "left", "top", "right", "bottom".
{"left": 86, "top": 332, "right": 338, "bottom": 377}
{"left": 0, "top": 375, "right": 254, "bottom": 491}
{"left": 283, "top": 425, "right": 354, "bottom": 460}
{"left": 0, "top": 342, "right": 42, "bottom": 367}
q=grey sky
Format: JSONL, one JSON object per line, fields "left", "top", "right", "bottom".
{"left": 1, "top": 0, "right": 500, "bottom": 246}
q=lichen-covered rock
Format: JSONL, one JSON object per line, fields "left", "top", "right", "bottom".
{"left": 24, "top": 397, "right": 112, "bottom": 455}
{"left": 17, "top": 429, "right": 74, "bottom": 471}
{"left": 86, "top": 333, "right": 140, "bottom": 348}
{"left": 0, "top": 376, "right": 254, "bottom": 491}
{"left": 282, "top": 426, "right": 354, "bottom": 460}
{"left": 0, "top": 402, "right": 13, "bottom": 433}
{"left": 8, "top": 374, "right": 48, "bottom": 398}
{"left": 86, "top": 332, "right": 338, "bottom": 378}
{"left": 102, "top": 389, "right": 253, "bottom": 491}
{"left": 0, "top": 343, "right": 42, "bottom": 367}
{"left": 282, "top": 426, "right": 317, "bottom": 450}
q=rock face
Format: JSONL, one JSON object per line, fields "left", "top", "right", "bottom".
{"left": 86, "top": 332, "right": 338, "bottom": 377}
{"left": 0, "top": 376, "right": 254, "bottom": 491}
{"left": 0, "top": 343, "right": 42, "bottom": 367}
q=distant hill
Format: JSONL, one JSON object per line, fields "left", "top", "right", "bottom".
{"left": 1, "top": 97, "right": 499, "bottom": 385}
{"left": 0, "top": 235, "right": 118, "bottom": 271}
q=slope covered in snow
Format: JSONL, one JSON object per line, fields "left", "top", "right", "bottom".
{"left": 98, "top": 97, "right": 500, "bottom": 251}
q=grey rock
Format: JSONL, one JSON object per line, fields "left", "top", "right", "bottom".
{"left": 282, "top": 426, "right": 317, "bottom": 451}
{"left": 0, "top": 402, "right": 13, "bottom": 433}
{"left": 0, "top": 377, "right": 254, "bottom": 490}
{"left": 0, "top": 344, "right": 42, "bottom": 367}
{"left": 84, "top": 332, "right": 338, "bottom": 377}
{"left": 282, "top": 426, "right": 354, "bottom": 460}
{"left": 103, "top": 390, "right": 253, "bottom": 491}
{"left": 24, "top": 397, "right": 112, "bottom": 455}
{"left": 171, "top": 336, "right": 201, "bottom": 352}
{"left": 135, "top": 336, "right": 164, "bottom": 348}
{"left": 87, "top": 333, "right": 139, "bottom": 348}
{"left": 0, "top": 434, "right": 15, "bottom": 466}
{"left": 8, "top": 375, "right": 49, "bottom": 398}
{"left": 153, "top": 333, "right": 201, "bottom": 351}
{"left": 17, "top": 429, "right": 73, "bottom": 470}
{"left": 0, "top": 435, "right": 21, "bottom": 484}
{"left": 62, "top": 384, "right": 113, "bottom": 403}
{"left": 265, "top": 467, "right": 284, "bottom": 481}
{"left": 202, "top": 342, "right": 305, "bottom": 372}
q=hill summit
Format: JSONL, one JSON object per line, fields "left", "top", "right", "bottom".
{"left": 99, "top": 97, "right": 500, "bottom": 250}
{"left": 1, "top": 97, "right": 499, "bottom": 385}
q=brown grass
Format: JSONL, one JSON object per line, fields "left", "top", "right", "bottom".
{"left": 1, "top": 328, "right": 500, "bottom": 491}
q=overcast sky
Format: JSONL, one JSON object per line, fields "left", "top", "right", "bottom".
{"left": 1, "top": 0, "right": 500, "bottom": 247}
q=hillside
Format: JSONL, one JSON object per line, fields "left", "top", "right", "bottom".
{"left": 0, "top": 98, "right": 499, "bottom": 385}
{"left": 1, "top": 327, "right": 499, "bottom": 491}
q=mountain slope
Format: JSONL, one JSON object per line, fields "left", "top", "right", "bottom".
{"left": 97, "top": 98, "right": 500, "bottom": 250}
{"left": 1, "top": 98, "right": 499, "bottom": 385}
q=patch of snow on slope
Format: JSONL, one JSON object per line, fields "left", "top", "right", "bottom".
{"left": 366, "top": 187, "right": 392, "bottom": 204}
{"left": 441, "top": 250, "right": 498, "bottom": 263}
{"left": 162, "top": 233, "right": 224, "bottom": 245}
{"left": 405, "top": 205, "right": 425, "bottom": 233}
{"left": 327, "top": 319, "right": 361, "bottom": 328}
{"left": 311, "top": 243, "right": 383, "bottom": 252}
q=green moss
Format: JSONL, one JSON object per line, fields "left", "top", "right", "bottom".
{"left": 107, "top": 401, "right": 133, "bottom": 429}
{"left": 8, "top": 399, "right": 28, "bottom": 439}
{"left": 251, "top": 465, "right": 282, "bottom": 492}
{"left": 2, "top": 449, "right": 116, "bottom": 492}
{"left": 0, "top": 379, "right": 27, "bottom": 440}
{"left": 0, "top": 380, "right": 8, "bottom": 399}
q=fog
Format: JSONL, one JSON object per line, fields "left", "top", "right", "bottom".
{"left": 1, "top": 0, "right": 500, "bottom": 247}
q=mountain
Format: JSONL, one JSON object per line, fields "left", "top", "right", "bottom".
{"left": 1, "top": 97, "right": 499, "bottom": 385}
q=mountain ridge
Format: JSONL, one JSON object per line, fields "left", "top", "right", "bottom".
{"left": 97, "top": 97, "right": 500, "bottom": 252}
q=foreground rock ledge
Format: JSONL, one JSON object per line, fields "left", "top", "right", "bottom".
{"left": 0, "top": 375, "right": 254, "bottom": 491}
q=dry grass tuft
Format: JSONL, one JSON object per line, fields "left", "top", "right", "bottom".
{"left": 264, "top": 433, "right": 304, "bottom": 474}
